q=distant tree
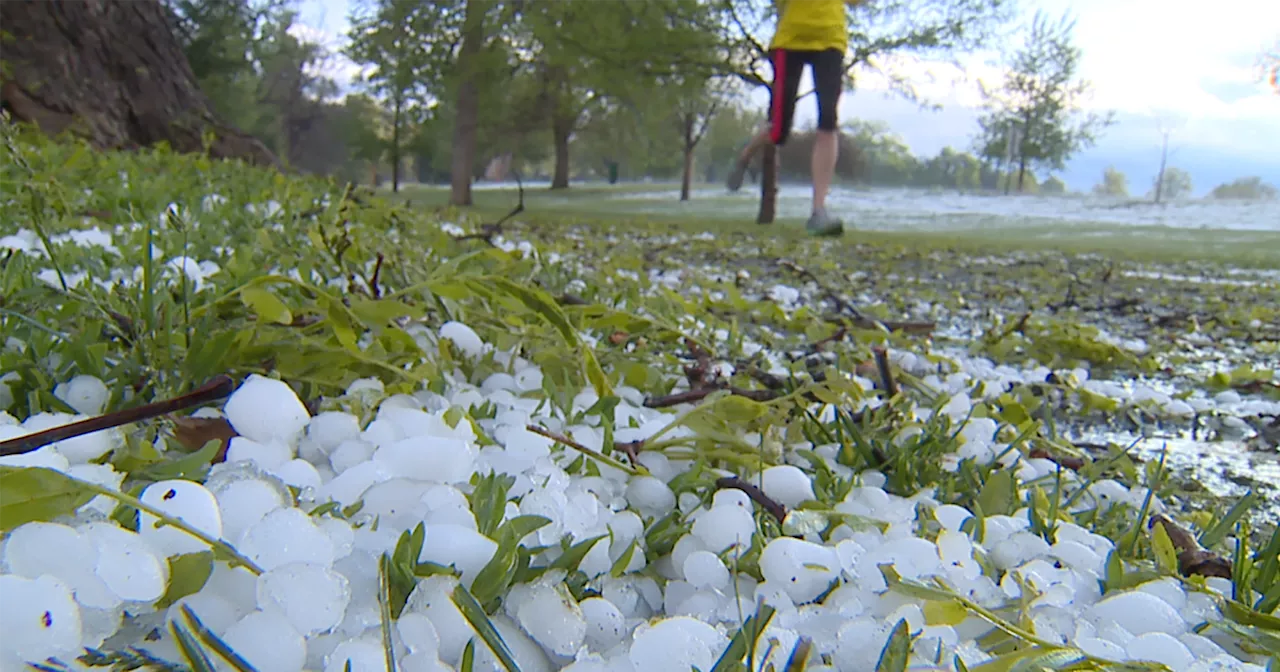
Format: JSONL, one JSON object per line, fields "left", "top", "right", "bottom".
{"left": 1041, "top": 175, "right": 1067, "bottom": 194}
{"left": 1149, "top": 166, "right": 1192, "bottom": 201}
{"left": 343, "top": 0, "right": 440, "bottom": 192}
{"left": 1211, "top": 177, "right": 1278, "bottom": 200}
{"left": 1093, "top": 166, "right": 1128, "bottom": 197}
{"left": 973, "top": 11, "right": 1115, "bottom": 193}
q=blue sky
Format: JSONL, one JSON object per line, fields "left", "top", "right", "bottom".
{"left": 295, "top": 0, "right": 1280, "bottom": 197}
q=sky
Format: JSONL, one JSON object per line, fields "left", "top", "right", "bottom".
{"left": 294, "top": 0, "right": 1280, "bottom": 197}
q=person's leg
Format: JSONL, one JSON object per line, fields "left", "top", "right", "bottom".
{"left": 727, "top": 48, "right": 803, "bottom": 192}
{"left": 805, "top": 48, "right": 846, "bottom": 235}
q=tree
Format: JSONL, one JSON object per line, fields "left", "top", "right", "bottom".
{"left": 715, "top": 0, "right": 1018, "bottom": 223}
{"left": 1092, "top": 166, "right": 1128, "bottom": 198}
{"left": 1260, "top": 39, "right": 1279, "bottom": 94}
{"left": 1149, "top": 166, "right": 1192, "bottom": 202}
{"left": 1041, "top": 175, "right": 1067, "bottom": 194}
{"left": 1211, "top": 177, "right": 1278, "bottom": 200}
{"left": 0, "top": 0, "right": 276, "bottom": 166}
{"left": 344, "top": 0, "right": 441, "bottom": 192}
{"left": 973, "top": 11, "right": 1114, "bottom": 193}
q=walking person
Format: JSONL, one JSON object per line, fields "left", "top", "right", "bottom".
{"left": 726, "top": 0, "right": 860, "bottom": 237}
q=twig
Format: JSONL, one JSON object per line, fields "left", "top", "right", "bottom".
{"left": 525, "top": 424, "right": 643, "bottom": 476}
{"left": 1149, "top": 514, "right": 1233, "bottom": 579}
{"left": 643, "top": 384, "right": 778, "bottom": 409}
{"left": 715, "top": 476, "right": 787, "bottom": 524}
{"left": 0, "top": 376, "right": 237, "bottom": 457}
{"left": 453, "top": 169, "right": 525, "bottom": 246}
{"left": 369, "top": 253, "right": 384, "bottom": 299}
{"left": 871, "top": 346, "right": 898, "bottom": 398}
{"left": 557, "top": 293, "right": 589, "bottom": 306}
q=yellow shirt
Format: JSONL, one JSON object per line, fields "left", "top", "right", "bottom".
{"left": 769, "top": 0, "right": 850, "bottom": 53}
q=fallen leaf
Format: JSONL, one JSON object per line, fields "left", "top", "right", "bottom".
{"left": 171, "top": 417, "right": 237, "bottom": 463}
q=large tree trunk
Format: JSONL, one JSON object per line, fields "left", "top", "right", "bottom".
{"left": 449, "top": 0, "right": 485, "bottom": 207}
{"left": 0, "top": 0, "right": 277, "bottom": 168}
{"left": 551, "top": 112, "right": 572, "bottom": 190}
{"left": 757, "top": 144, "right": 778, "bottom": 224}
{"left": 680, "top": 147, "right": 694, "bottom": 202}
{"left": 1153, "top": 131, "right": 1169, "bottom": 204}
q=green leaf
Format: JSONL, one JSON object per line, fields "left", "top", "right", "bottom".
{"left": 481, "top": 276, "right": 579, "bottom": 346}
{"left": 977, "top": 469, "right": 1017, "bottom": 517}
{"left": 1200, "top": 491, "right": 1257, "bottom": 550}
{"left": 1151, "top": 520, "right": 1178, "bottom": 575}
{"left": 325, "top": 295, "right": 359, "bottom": 351}
{"left": 610, "top": 538, "right": 639, "bottom": 578}
{"left": 451, "top": 583, "right": 524, "bottom": 672}
{"left": 875, "top": 618, "right": 911, "bottom": 672}
{"left": 550, "top": 535, "right": 608, "bottom": 573}
{"left": 156, "top": 551, "right": 215, "bottom": 609}
{"left": 170, "top": 619, "right": 219, "bottom": 672}
{"left": 0, "top": 466, "right": 96, "bottom": 531}
{"left": 136, "top": 438, "right": 223, "bottom": 482}
{"left": 582, "top": 343, "right": 613, "bottom": 398}
{"left": 710, "top": 604, "right": 776, "bottom": 672}
{"left": 180, "top": 604, "right": 259, "bottom": 672}
{"left": 241, "top": 286, "right": 292, "bottom": 325}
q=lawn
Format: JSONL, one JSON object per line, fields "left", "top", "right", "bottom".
{"left": 2, "top": 126, "right": 1279, "bottom": 671}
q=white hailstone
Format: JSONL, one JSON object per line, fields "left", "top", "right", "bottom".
{"left": 932, "top": 504, "right": 974, "bottom": 532}
{"left": 512, "top": 579, "right": 587, "bottom": 659}
{"left": 760, "top": 537, "right": 842, "bottom": 604}
{"left": 221, "top": 609, "right": 307, "bottom": 672}
{"left": 330, "top": 438, "right": 376, "bottom": 473}
{"left": 81, "top": 521, "right": 168, "bottom": 603}
{"left": 761, "top": 465, "right": 816, "bottom": 508}
{"left": 1126, "top": 632, "right": 1195, "bottom": 670}
{"left": 404, "top": 576, "right": 473, "bottom": 666}
{"left": 138, "top": 479, "right": 224, "bottom": 557}
{"left": 438, "top": 320, "right": 486, "bottom": 358}
{"left": 67, "top": 462, "right": 125, "bottom": 517}
{"left": 210, "top": 475, "right": 289, "bottom": 545}
{"left": 256, "top": 562, "right": 351, "bottom": 637}
{"left": 324, "top": 636, "right": 386, "bottom": 672}
{"left": 269, "top": 458, "right": 323, "bottom": 490}
{"left": 578, "top": 597, "right": 626, "bottom": 652}
{"left": 224, "top": 374, "right": 311, "bottom": 446}
{"left": 0, "top": 574, "right": 83, "bottom": 668}
{"left": 225, "top": 436, "right": 293, "bottom": 471}
{"left": 53, "top": 375, "right": 110, "bottom": 416}
{"left": 372, "top": 436, "right": 476, "bottom": 484}
{"left": 306, "top": 411, "right": 364, "bottom": 455}
{"left": 417, "top": 524, "right": 498, "bottom": 589}
{"left": 682, "top": 550, "right": 731, "bottom": 591}
{"left": 319, "top": 460, "right": 388, "bottom": 507}
{"left": 625, "top": 476, "right": 676, "bottom": 519}
{"left": 1088, "top": 591, "right": 1187, "bottom": 636}
{"left": 397, "top": 612, "right": 441, "bottom": 657}
{"left": 628, "top": 616, "right": 726, "bottom": 672}
{"left": 473, "top": 614, "right": 554, "bottom": 672}
{"left": 691, "top": 504, "right": 756, "bottom": 556}
{"left": 239, "top": 507, "right": 336, "bottom": 571}
{"left": 833, "top": 618, "right": 895, "bottom": 672}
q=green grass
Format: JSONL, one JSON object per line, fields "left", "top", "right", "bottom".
{"left": 389, "top": 181, "right": 1280, "bottom": 268}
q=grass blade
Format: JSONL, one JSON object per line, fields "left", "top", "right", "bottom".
{"left": 180, "top": 604, "right": 259, "bottom": 672}
{"left": 450, "top": 583, "right": 523, "bottom": 672}
{"left": 378, "top": 553, "right": 398, "bottom": 672}
{"left": 170, "top": 619, "right": 218, "bottom": 672}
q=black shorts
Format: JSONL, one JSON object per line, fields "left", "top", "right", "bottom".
{"left": 768, "top": 48, "right": 843, "bottom": 145}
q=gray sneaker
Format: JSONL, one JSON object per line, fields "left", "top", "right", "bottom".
{"left": 806, "top": 209, "right": 844, "bottom": 237}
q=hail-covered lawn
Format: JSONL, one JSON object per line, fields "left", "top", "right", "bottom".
{"left": 1, "top": 125, "right": 1278, "bottom": 672}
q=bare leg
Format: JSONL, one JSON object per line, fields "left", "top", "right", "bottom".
{"left": 727, "top": 125, "right": 774, "bottom": 191}
{"left": 811, "top": 129, "right": 838, "bottom": 212}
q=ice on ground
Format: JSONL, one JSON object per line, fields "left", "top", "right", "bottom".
{"left": 138, "top": 479, "right": 224, "bottom": 557}
{"left": 0, "top": 574, "right": 82, "bottom": 668}
{"left": 256, "top": 562, "right": 351, "bottom": 637}
{"left": 224, "top": 374, "right": 311, "bottom": 446}
{"left": 223, "top": 609, "right": 308, "bottom": 672}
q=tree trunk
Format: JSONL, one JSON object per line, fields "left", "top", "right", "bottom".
{"left": 391, "top": 95, "right": 402, "bottom": 193}
{"left": 449, "top": 0, "right": 484, "bottom": 206}
{"left": 680, "top": 146, "right": 694, "bottom": 201}
{"left": 0, "top": 0, "right": 277, "bottom": 167}
{"left": 551, "top": 112, "right": 572, "bottom": 190}
{"left": 758, "top": 143, "right": 778, "bottom": 224}
{"left": 1017, "top": 155, "right": 1028, "bottom": 193}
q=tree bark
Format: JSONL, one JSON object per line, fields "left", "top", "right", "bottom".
{"left": 449, "top": 0, "right": 485, "bottom": 207}
{"left": 0, "top": 0, "right": 277, "bottom": 168}
{"left": 758, "top": 143, "right": 778, "bottom": 224}
{"left": 680, "top": 147, "right": 694, "bottom": 201}
{"left": 551, "top": 111, "right": 572, "bottom": 190}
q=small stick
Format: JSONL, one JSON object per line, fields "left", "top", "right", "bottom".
{"left": 0, "top": 375, "right": 237, "bottom": 457}
{"left": 871, "top": 346, "right": 898, "bottom": 398}
{"left": 715, "top": 476, "right": 787, "bottom": 524}
{"left": 643, "top": 385, "right": 777, "bottom": 409}
{"left": 1149, "top": 514, "right": 1233, "bottom": 579}
{"left": 525, "top": 424, "right": 642, "bottom": 476}
{"left": 369, "top": 252, "right": 384, "bottom": 298}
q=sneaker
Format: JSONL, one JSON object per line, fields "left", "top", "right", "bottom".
{"left": 806, "top": 209, "right": 844, "bottom": 237}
